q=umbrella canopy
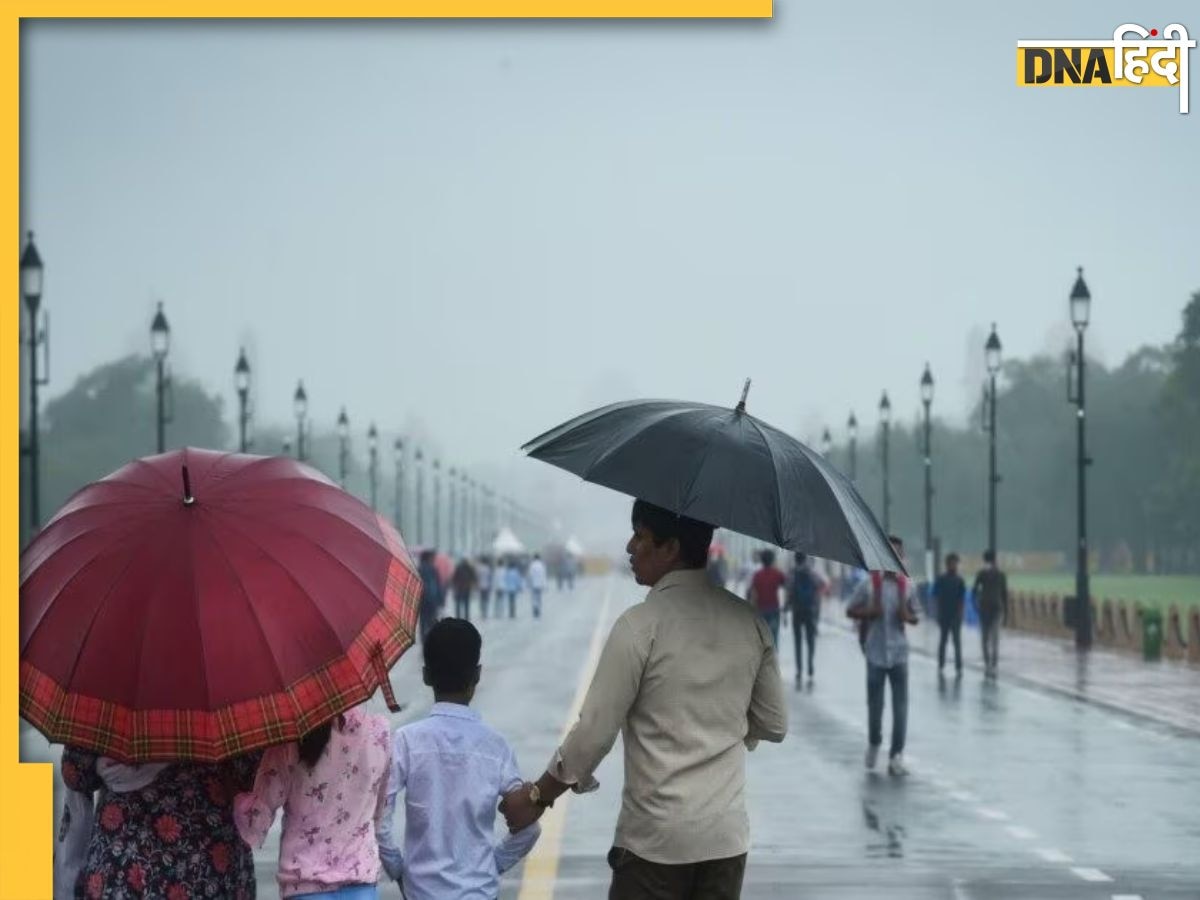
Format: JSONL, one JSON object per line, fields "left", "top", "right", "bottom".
{"left": 19, "top": 448, "right": 421, "bottom": 763}
{"left": 564, "top": 535, "right": 585, "bottom": 557}
{"left": 522, "top": 394, "right": 904, "bottom": 573}
{"left": 492, "top": 526, "right": 525, "bottom": 556}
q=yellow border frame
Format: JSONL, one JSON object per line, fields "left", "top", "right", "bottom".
{"left": 5, "top": 5, "right": 771, "bottom": 898}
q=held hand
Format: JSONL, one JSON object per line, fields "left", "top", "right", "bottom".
{"left": 499, "top": 783, "right": 544, "bottom": 833}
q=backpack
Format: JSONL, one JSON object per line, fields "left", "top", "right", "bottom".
{"left": 859, "top": 571, "right": 909, "bottom": 648}
{"left": 792, "top": 568, "right": 819, "bottom": 615}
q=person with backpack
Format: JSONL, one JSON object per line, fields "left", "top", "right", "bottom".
{"left": 972, "top": 549, "right": 1009, "bottom": 676}
{"left": 787, "top": 553, "right": 823, "bottom": 685}
{"left": 847, "top": 535, "right": 919, "bottom": 776}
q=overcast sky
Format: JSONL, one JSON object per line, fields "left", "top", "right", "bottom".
{"left": 20, "top": 4, "right": 1197, "bottom": 549}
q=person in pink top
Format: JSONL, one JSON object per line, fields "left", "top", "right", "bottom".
{"left": 234, "top": 705, "right": 393, "bottom": 899}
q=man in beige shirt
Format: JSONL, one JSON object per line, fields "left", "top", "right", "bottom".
{"left": 502, "top": 499, "right": 788, "bottom": 899}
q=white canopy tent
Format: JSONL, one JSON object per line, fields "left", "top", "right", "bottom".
{"left": 492, "top": 526, "right": 525, "bottom": 556}
{"left": 564, "top": 535, "right": 585, "bottom": 557}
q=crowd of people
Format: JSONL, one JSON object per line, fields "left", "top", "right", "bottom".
{"left": 56, "top": 503, "right": 1012, "bottom": 900}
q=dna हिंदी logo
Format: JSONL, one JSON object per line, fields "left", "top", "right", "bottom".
{"left": 1016, "top": 23, "right": 1195, "bottom": 113}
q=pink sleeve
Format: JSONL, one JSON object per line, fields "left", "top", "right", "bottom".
{"left": 233, "top": 744, "right": 296, "bottom": 849}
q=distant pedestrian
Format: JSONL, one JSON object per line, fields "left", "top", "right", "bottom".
{"left": 973, "top": 550, "right": 1009, "bottom": 676}
{"left": 418, "top": 549, "right": 444, "bottom": 645}
{"left": 706, "top": 551, "right": 728, "bottom": 589}
{"left": 503, "top": 558, "right": 523, "bottom": 619}
{"left": 452, "top": 557, "right": 478, "bottom": 620}
{"left": 847, "top": 535, "right": 919, "bottom": 776}
{"left": 477, "top": 555, "right": 494, "bottom": 619}
{"left": 933, "top": 553, "right": 966, "bottom": 675}
{"left": 748, "top": 549, "right": 786, "bottom": 648}
{"left": 787, "top": 553, "right": 823, "bottom": 685}
{"left": 528, "top": 553, "right": 548, "bottom": 618}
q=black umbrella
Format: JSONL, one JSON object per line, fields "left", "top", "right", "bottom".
{"left": 521, "top": 382, "right": 904, "bottom": 573}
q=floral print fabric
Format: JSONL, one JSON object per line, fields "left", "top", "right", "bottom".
{"left": 60, "top": 747, "right": 260, "bottom": 900}
{"left": 233, "top": 707, "right": 392, "bottom": 898}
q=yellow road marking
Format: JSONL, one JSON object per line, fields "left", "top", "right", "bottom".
{"left": 516, "top": 577, "right": 615, "bottom": 900}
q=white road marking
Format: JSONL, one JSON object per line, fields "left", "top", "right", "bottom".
{"left": 1005, "top": 825, "right": 1037, "bottom": 840}
{"left": 976, "top": 807, "right": 1009, "bottom": 821}
{"left": 1036, "top": 848, "right": 1073, "bottom": 864}
{"left": 1070, "top": 867, "right": 1113, "bottom": 883}
{"left": 949, "top": 789, "right": 979, "bottom": 803}
{"left": 1111, "top": 894, "right": 1144, "bottom": 899}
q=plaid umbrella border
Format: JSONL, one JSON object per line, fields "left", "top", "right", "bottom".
{"left": 20, "top": 518, "right": 422, "bottom": 763}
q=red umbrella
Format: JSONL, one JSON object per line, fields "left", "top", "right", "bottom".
{"left": 19, "top": 448, "right": 421, "bottom": 763}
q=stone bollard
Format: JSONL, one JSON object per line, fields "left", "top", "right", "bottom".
{"left": 1118, "top": 601, "right": 1137, "bottom": 652}
{"left": 1164, "top": 605, "right": 1186, "bottom": 661}
{"left": 1099, "top": 599, "right": 1115, "bottom": 647}
{"left": 1189, "top": 608, "right": 1200, "bottom": 666}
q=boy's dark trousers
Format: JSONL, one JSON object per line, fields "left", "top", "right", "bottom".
{"left": 792, "top": 612, "right": 817, "bottom": 677}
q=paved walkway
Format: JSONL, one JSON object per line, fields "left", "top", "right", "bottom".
{"left": 904, "top": 616, "right": 1200, "bottom": 735}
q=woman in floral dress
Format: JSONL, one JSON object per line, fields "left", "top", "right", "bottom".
{"left": 57, "top": 747, "right": 261, "bottom": 899}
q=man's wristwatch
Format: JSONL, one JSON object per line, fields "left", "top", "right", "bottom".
{"left": 528, "top": 782, "right": 554, "bottom": 809}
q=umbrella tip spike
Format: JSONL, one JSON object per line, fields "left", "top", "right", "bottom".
{"left": 735, "top": 378, "right": 752, "bottom": 414}
{"left": 182, "top": 465, "right": 195, "bottom": 506}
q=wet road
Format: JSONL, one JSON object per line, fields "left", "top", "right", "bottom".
{"left": 24, "top": 573, "right": 1200, "bottom": 899}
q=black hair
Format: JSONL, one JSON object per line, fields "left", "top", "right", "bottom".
{"left": 983, "top": 549, "right": 995, "bottom": 564}
{"left": 298, "top": 713, "right": 345, "bottom": 770}
{"left": 760, "top": 549, "right": 776, "bottom": 567}
{"left": 424, "top": 618, "right": 482, "bottom": 693}
{"left": 946, "top": 552, "right": 960, "bottom": 566}
{"left": 795, "top": 552, "right": 807, "bottom": 566}
{"left": 630, "top": 499, "right": 715, "bottom": 569}
{"left": 420, "top": 549, "right": 436, "bottom": 564}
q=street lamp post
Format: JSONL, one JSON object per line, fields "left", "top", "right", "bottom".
{"left": 20, "top": 233, "right": 47, "bottom": 530}
{"left": 336, "top": 407, "right": 350, "bottom": 488}
{"left": 433, "top": 459, "right": 442, "bottom": 550}
{"left": 921, "top": 363, "right": 935, "bottom": 581}
{"left": 294, "top": 381, "right": 308, "bottom": 461}
{"left": 448, "top": 467, "right": 458, "bottom": 555}
{"left": 460, "top": 472, "right": 471, "bottom": 556}
{"left": 879, "top": 391, "right": 891, "bottom": 532}
{"left": 1068, "top": 268, "right": 1093, "bottom": 649}
{"left": 821, "top": 427, "right": 832, "bottom": 459}
{"left": 367, "top": 423, "right": 379, "bottom": 511}
{"left": 847, "top": 412, "right": 858, "bottom": 481}
{"left": 393, "top": 437, "right": 405, "bottom": 534}
{"left": 984, "top": 324, "right": 1003, "bottom": 558}
{"left": 150, "top": 303, "right": 171, "bottom": 453}
{"left": 415, "top": 448, "right": 425, "bottom": 545}
{"left": 234, "top": 348, "right": 251, "bottom": 452}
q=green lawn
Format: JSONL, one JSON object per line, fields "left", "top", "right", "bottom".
{"left": 1008, "top": 574, "right": 1200, "bottom": 613}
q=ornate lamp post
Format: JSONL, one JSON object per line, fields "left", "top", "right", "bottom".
{"left": 820, "top": 427, "right": 832, "bottom": 459}
{"left": 847, "top": 412, "right": 858, "bottom": 481}
{"left": 393, "top": 437, "right": 405, "bottom": 534}
{"left": 1068, "top": 268, "right": 1093, "bottom": 649}
{"left": 415, "top": 448, "right": 425, "bottom": 545}
{"left": 367, "top": 423, "right": 379, "bottom": 511}
{"left": 336, "top": 407, "right": 350, "bottom": 488}
{"left": 447, "top": 466, "right": 458, "bottom": 555}
{"left": 150, "top": 303, "right": 171, "bottom": 453}
{"left": 432, "top": 459, "right": 442, "bottom": 550}
{"left": 879, "top": 391, "right": 891, "bottom": 532}
{"left": 293, "top": 381, "right": 308, "bottom": 461}
{"left": 234, "top": 348, "right": 251, "bottom": 452}
{"left": 920, "top": 363, "right": 935, "bottom": 580}
{"left": 20, "top": 232, "right": 48, "bottom": 530}
{"left": 984, "top": 324, "right": 1003, "bottom": 558}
